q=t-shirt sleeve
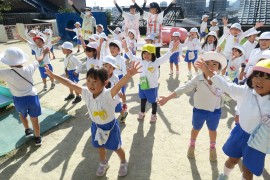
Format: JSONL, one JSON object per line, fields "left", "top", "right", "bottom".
{"left": 73, "top": 28, "right": 77, "bottom": 33}
{"left": 81, "top": 86, "right": 90, "bottom": 102}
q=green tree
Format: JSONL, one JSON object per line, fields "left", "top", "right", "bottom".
{"left": 105, "top": 9, "right": 111, "bottom": 25}
{"left": 0, "top": 0, "right": 15, "bottom": 23}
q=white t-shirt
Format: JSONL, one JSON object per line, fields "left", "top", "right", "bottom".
{"left": 86, "top": 57, "right": 101, "bottom": 71}
{"left": 122, "top": 11, "right": 141, "bottom": 39}
{"left": 81, "top": 87, "right": 116, "bottom": 125}
{"left": 209, "top": 26, "right": 219, "bottom": 32}
{"left": 243, "top": 40, "right": 258, "bottom": 61}
{"left": 126, "top": 37, "right": 136, "bottom": 53}
{"left": 73, "top": 28, "right": 82, "bottom": 39}
{"left": 200, "top": 21, "right": 208, "bottom": 33}
{"left": 108, "top": 74, "right": 120, "bottom": 106}
{"left": 201, "top": 43, "right": 216, "bottom": 54}
{"left": 169, "top": 41, "right": 183, "bottom": 54}
{"left": 28, "top": 41, "right": 52, "bottom": 66}
{"left": 183, "top": 38, "right": 201, "bottom": 51}
{"left": 0, "top": 62, "right": 39, "bottom": 97}
{"left": 226, "top": 56, "right": 245, "bottom": 80}
{"left": 64, "top": 54, "right": 82, "bottom": 73}
{"left": 113, "top": 55, "right": 127, "bottom": 76}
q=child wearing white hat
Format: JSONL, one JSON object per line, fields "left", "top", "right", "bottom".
{"left": 182, "top": 27, "right": 201, "bottom": 78}
{"left": 209, "top": 19, "right": 219, "bottom": 36}
{"left": 0, "top": 47, "right": 42, "bottom": 146}
{"left": 108, "top": 26, "right": 124, "bottom": 42}
{"left": 159, "top": 51, "right": 227, "bottom": 161}
{"left": 80, "top": 39, "right": 101, "bottom": 70}
{"left": 201, "top": 31, "right": 218, "bottom": 54}
{"left": 24, "top": 28, "right": 40, "bottom": 57}
{"left": 65, "top": 22, "right": 82, "bottom": 53}
{"left": 99, "top": 32, "right": 110, "bottom": 60}
{"left": 169, "top": 31, "right": 183, "bottom": 75}
{"left": 200, "top": 15, "right": 209, "bottom": 40}
{"left": 124, "top": 29, "right": 137, "bottom": 61}
{"left": 96, "top": 24, "right": 104, "bottom": 35}
{"left": 242, "top": 30, "right": 260, "bottom": 63}
{"left": 60, "top": 42, "right": 83, "bottom": 104}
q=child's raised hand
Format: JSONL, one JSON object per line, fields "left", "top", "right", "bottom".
{"left": 255, "top": 22, "right": 264, "bottom": 29}
{"left": 43, "top": 47, "right": 50, "bottom": 54}
{"left": 217, "top": 46, "right": 221, "bottom": 53}
{"left": 127, "top": 61, "right": 142, "bottom": 77}
{"left": 171, "top": 40, "right": 180, "bottom": 52}
{"left": 195, "top": 59, "right": 209, "bottom": 74}
{"left": 222, "top": 17, "right": 228, "bottom": 26}
{"left": 122, "top": 39, "right": 128, "bottom": 49}
{"left": 113, "top": 0, "right": 117, "bottom": 4}
{"left": 157, "top": 96, "right": 168, "bottom": 106}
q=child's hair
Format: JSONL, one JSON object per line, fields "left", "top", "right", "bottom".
{"left": 86, "top": 67, "right": 108, "bottom": 85}
{"left": 109, "top": 43, "right": 120, "bottom": 51}
{"left": 232, "top": 48, "right": 243, "bottom": 55}
{"left": 201, "top": 35, "right": 217, "bottom": 50}
{"left": 141, "top": 52, "right": 156, "bottom": 62}
{"left": 247, "top": 70, "right": 270, "bottom": 89}
{"left": 85, "top": 47, "right": 97, "bottom": 59}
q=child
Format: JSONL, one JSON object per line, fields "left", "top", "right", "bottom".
{"left": 89, "top": 34, "right": 100, "bottom": 45}
{"left": 243, "top": 30, "right": 260, "bottom": 64}
{"left": 108, "top": 27, "right": 124, "bottom": 41}
{"left": 196, "top": 58, "right": 270, "bottom": 180}
{"left": 200, "top": 15, "right": 209, "bottom": 40}
{"left": 65, "top": 22, "right": 82, "bottom": 53}
{"left": 102, "top": 56, "right": 128, "bottom": 122}
{"left": 16, "top": 34, "right": 55, "bottom": 91}
{"left": 99, "top": 32, "right": 110, "bottom": 60}
{"left": 61, "top": 42, "right": 83, "bottom": 104}
{"left": 96, "top": 24, "right": 104, "bottom": 35}
{"left": 44, "top": 61, "right": 141, "bottom": 177}
{"left": 40, "top": 28, "right": 56, "bottom": 59}
{"left": 209, "top": 19, "right": 219, "bottom": 36}
{"left": 183, "top": 27, "right": 201, "bottom": 78}
{"left": 0, "top": 47, "right": 42, "bottom": 146}
{"left": 123, "top": 39, "right": 180, "bottom": 123}
{"left": 81, "top": 40, "right": 101, "bottom": 70}
{"left": 24, "top": 29, "right": 38, "bottom": 58}
{"left": 158, "top": 51, "right": 227, "bottom": 161}
{"left": 109, "top": 40, "right": 128, "bottom": 116}
{"left": 169, "top": 31, "right": 182, "bottom": 75}
{"left": 124, "top": 29, "right": 137, "bottom": 62}
{"left": 226, "top": 45, "right": 245, "bottom": 84}
{"left": 201, "top": 31, "right": 218, "bottom": 54}
{"left": 144, "top": 33, "right": 155, "bottom": 44}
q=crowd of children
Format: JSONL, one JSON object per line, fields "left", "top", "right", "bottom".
{"left": 1, "top": 1, "right": 270, "bottom": 179}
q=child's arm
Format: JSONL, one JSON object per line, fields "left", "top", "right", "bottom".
{"left": 240, "top": 22, "right": 264, "bottom": 41}
{"left": 163, "top": 0, "right": 176, "bottom": 17}
{"left": 51, "top": 37, "right": 61, "bottom": 45}
{"left": 97, "top": 38, "right": 103, "bottom": 60}
{"left": 132, "top": 0, "right": 145, "bottom": 16}
{"left": 45, "top": 64, "right": 82, "bottom": 94}
{"left": 79, "top": 35, "right": 87, "bottom": 50}
{"left": 36, "top": 47, "right": 50, "bottom": 62}
{"left": 107, "top": 27, "right": 115, "bottom": 36}
{"left": 16, "top": 34, "right": 28, "bottom": 43}
{"left": 111, "top": 61, "right": 141, "bottom": 97}
{"left": 114, "top": 0, "right": 123, "bottom": 15}
{"left": 68, "top": 0, "right": 81, "bottom": 15}
{"left": 74, "top": 57, "right": 83, "bottom": 74}
{"left": 65, "top": 28, "right": 74, "bottom": 32}
{"left": 156, "top": 41, "right": 180, "bottom": 66}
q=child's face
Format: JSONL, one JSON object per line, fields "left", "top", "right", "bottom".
{"left": 145, "top": 39, "right": 153, "bottom": 44}
{"left": 103, "top": 63, "right": 115, "bottom": 75}
{"left": 62, "top": 48, "right": 72, "bottom": 55}
{"left": 86, "top": 76, "right": 104, "bottom": 95}
{"left": 128, "top": 32, "right": 134, "bottom": 39}
{"left": 248, "top": 35, "right": 257, "bottom": 43}
{"left": 86, "top": 51, "right": 94, "bottom": 58}
{"left": 172, "top": 36, "right": 180, "bottom": 41}
{"left": 189, "top": 32, "right": 197, "bottom": 39}
{"left": 109, "top": 46, "right": 120, "bottom": 57}
{"left": 203, "top": 17, "right": 208, "bottom": 22}
{"left": 75, "top": 24, "right": 80, "bottom": 28}
{"left": 259, "top": 39, "right": 270, "bottom": 50}
{"left": 232, "top": 48, "right": 242, "bottom": 58}
{"left": 207, "top": 35, "right": 216, "bottom": 44}
{"left": 142, "top": 51, "right": 152, "bottom": 61}
{"left": 212, "top": 22, "right": 217, "bottom": 26}
{"left": 97, "top": 26, "right": 103, "bottom": 33}
{"left": 130, "top": 7, "right": 136, "bottom": 14}
{"left": 34, "top": 39, "right": 44, "bottom": 48}
{"left": 29, "top": 33, "right": 36, "bottom": 37}
{"left": 230, "top": 28, "right": 241, "bottom": 36}
{"left": 206, "top": 60, "right": 220, "bottom": 72}
{"left": 252, "top": 73, "right": 270, "bottom": 96}
{"left": 150, "top": 8, "right": 157, "bottom": 14}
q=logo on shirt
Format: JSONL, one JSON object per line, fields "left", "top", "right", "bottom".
{"left": 147, "top": 66, "right": 155, "bottom": 73}
{"left": 93, "top": 110, "right": 108, "bottom": 120}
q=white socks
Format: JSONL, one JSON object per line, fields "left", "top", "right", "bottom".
{"left": 223, "top": 165, "right": 233, "bottom": 176}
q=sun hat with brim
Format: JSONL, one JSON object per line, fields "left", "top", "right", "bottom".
{"left": 100, "top": 32, "right": 108, "bottom": 40}
{"left": 96, "top": 24, "right": 104, "bottom": 30}
{"left": 102, "top": 55, "right": 117, "bottom": 68}
{"left": 149, "top": 2, "right": 161, "bottom": 14}
{"left": 145, "top": 34, "right": 155, "bottom": 41}
{"left": 84, "top": 7, "right": 91, "bottom": 11}
{"left": 33, "top": 36, "right": 45, "bottom": 42}
{"left": 43, "top": 29, "right": 51, "bottom": 34}
{"left": 252, "top": 59, "right": 270, "bottom": 74}
{"left": 0, "top": 47, "right": 28, "bottom": 66}
{"left": 89, "top": 34, "right": 100, "bottom": 41}
{"left": 60, "top": 42, "right": 73, "bottom": 51}
{"left": 172, "top": 31, "right": 181, "bottom": 37}
{"left": 189, "top": 27, "right": 200, "bottom": 38}
{"left": 74, "top": 22, "right": 81, "bottom": 26}
{"left": 210, "top": 19, "right": 218, "bottom": 25}
{"left": 245, "top": 30, "right": 261, "bottom": 37}
{"left": 109, "top": 40, "right": 122, "bottom": 52}
{"left": 232, "top": 44, "right": 245, "bottom": 55}
{"left": 142, "top": 44, "right": 156, "bottom": 55}
{"left": 29, "top": 30, "right": 37, "bottom": 34}
{"left": 114, "top": 27, "right": 122, "bottom": 33}
{"left": 230, "top": 23, "right": 242, "bottom": 31}
{"left": 201, "top": 15, "right": 209, "bottom": 21}
{"left": 206, "top": 31, "right": 217, "bottom": 39}
{"left": 86, "top": 42, "right": 98, "bottom": 50}
{"left": 128, "top": 29, "right": 136, "bottom": 39}
{"left": 259, "top": 32, "right": 270, "bottom": 40}
{"left": 200, "top": 51, "right": 227, "bottom": 70}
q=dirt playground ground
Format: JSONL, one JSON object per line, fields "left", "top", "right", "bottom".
{"left": 0, "top": 41, "right": 270, "bottom": 180}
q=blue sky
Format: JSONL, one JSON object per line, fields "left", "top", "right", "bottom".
{"left": 87, "top": 0, "right": 236, "bottom": 8}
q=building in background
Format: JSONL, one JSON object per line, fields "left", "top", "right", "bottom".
{"left": 238, "top": 0, "right": 270, "bottom": 25}
{"left": 160, "top": 1, "right": 168, "bottom": 7}
{"left": 176, "top": 0, "right": 206, "bottom": 18}
{"left": 209, "top": 0, "right": 227, "bottom": 13}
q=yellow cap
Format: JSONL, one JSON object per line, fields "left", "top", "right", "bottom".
{"left": 253, "top": 59, "right": 270, "bottom": 74}
{"left": 142, "top": 44, "right": 156, "bottom": 55}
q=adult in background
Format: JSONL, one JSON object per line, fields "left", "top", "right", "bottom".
{"left": 68, "top": 0, "right": 96, "bottom": 44}
{"left": 133, "top": 0, "right": 176, "bottom": 58}
{"left": 113, "top": 0, "right": 146, "bottom": 40}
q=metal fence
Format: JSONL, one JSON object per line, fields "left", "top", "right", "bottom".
{"left": 4, "top": 25, "right": 17, "bottom": 40}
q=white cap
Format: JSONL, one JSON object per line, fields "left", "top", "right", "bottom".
{"left": 232, "top": 44, "right": 245, "bottom": 54}
{"left": 86, "top": 42, "right": 98, "bottom": 50}
{"left": 206, "top": 31, "right": 218, "bottom": 39}
{"left": 109, "top": 40, "right": 122, "bottom": 52}
{"left": 100, "top": 32, "right": 108, "bottom": 40}
{"left": 89, "top": 34, "right": 100, "bottom": 41}
{"left": 0, "top": 47, "right": 28, "bottom": 66}
{"left": 114, "top": 27, "right": 122, "bottom": 33}
{"left": 259, "top": 32, "right": 270, "bottom": 40}
{"left": 102, "top": 55, "right": 117, "bottom": 68}
{"left": 211, "top": 19, "right": 218, "bottom": 23}
{"left": 172, "top": 31, "right": 181, "bottom": 37}
{"left": 61, "top": 42, "right": 73, "bottom": 51}
{"left": 145, "top": 34, "right": 155, "bottom": 41}
{"left": 29, "top": 30, "right": 37, "bottom": 34}
{"left": 96, "top": 24, "right": 104, "bottom": 30}
{"left": 74, "top": 22, "right": 81, "bottom": 26}
{"left": 200, "top": 51, "right": 227, "bottom": 70}
{"left": 190, "top": 27, "right": 198, "bottom": 33}
{"left": 43, "top": 28, "right": 51, "bottom": 34}
{"left": 245, "top": 30, "right": 261, "bottom": 37}
{"left": 230, "top": 23, "right": 242, "bottom": 31}
{"left": 201, "top": 15, "right": 209, "bottom": 20}
{"left": 128, "top": 29, "right": 136, "bottom": 39}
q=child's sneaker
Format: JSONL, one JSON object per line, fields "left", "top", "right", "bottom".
{"left": 137, "top": 112, "right": 145, "bottom": 120}
{"left": 209, "top": 148, "right": 217, "bottom": 161}
{"left": 25, "top": 128, "right": 34, "bottom": 137}
{"left": 122, "top": 104, "right": 127, "bottom": 112}
{"left": 35, "top": 136, "right": 42, "bottom": 146}
{"left": 216, "top": 173, "right": 228, "bottom": 180}
{"left": 64, "top": 94, "right": 75, "bottom": 101}
{"left": 119, "top": 112, "right": 128, "bottom": 123}
{"left": 187, "top": 146, "right": 195, "bottom": 159}
{"left": 50, "top": 83, "right": 56, "bottom": 89}
{"left": 150, "top": 114, "right": 157, "bottom": 123}
{"left": 72, "top": 96, "right": 82, "bottom": 104}
{"left": 118, "top": 161, "right": 128, "bottom": 177}
{"left": 43, "top": 85, "right": 47, "bottom": 91}
{"left": 96, "top": 162, "right": 109, "bottom": 177}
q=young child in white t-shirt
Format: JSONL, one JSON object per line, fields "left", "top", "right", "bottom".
{"left": 65, "top": 22, "right": 82, "bottom": 53}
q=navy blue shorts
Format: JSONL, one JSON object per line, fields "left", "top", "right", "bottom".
{"left": 115, "top": 102, "right": 122, "bottom": 113}
{"left": 223, "top": 124, "right": 266, "bottom": 176}
{"left": 77, "top": 39, "right": 82, "bottom": 45}
{"left": 13, "top": 95, "right": 41, "bottom": 118}
{"left": 184, "top": 50, "right": 198, "bottom": 63}
{"left": 138, "top": 85, "right": 158, "bottom": 103}
{"left": 91, "top": 120, "right": 122, "bottom": 150}
{"left": 50, "top": 47, "right": 54, "bottom": 52}
{"left": 118, "top": 75, "right": 126, "bottom": 94}
{"left": 192, "top": 108, "right": 221, "bottom": 131}
{"left": 67, "top": 70, "right": 79, "bottom": 83}
{"left": 31, "top": 50, "right": 36, "bottom": 55}
{"left": 170, "top": 52, "right": 180, "bottom": 65}
{"left": 39, "top": 64, "right": 53, "bottom": 79}
{"left": 200, "top": 32, "right": 207, "bottom": 37}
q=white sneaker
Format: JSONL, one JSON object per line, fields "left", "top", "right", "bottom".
{"left": 187, "top": 71, "right": 192, "bottom": 77}
{"left": 96, "top": 162, "right": 109, "bottom": 177}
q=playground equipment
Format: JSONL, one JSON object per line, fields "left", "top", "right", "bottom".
{"left": 162, "top": 27, "right": 188, "bottom": 44}
{"left": 0, "top": 85, "right": 13, "bottom": 108}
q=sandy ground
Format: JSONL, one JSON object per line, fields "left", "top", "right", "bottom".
{"left": 0, "top": 41, "right": 270, "bottom": 180}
